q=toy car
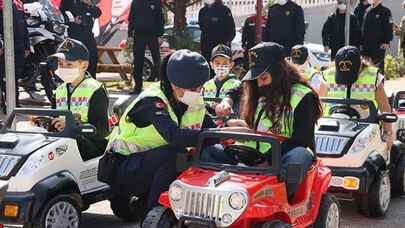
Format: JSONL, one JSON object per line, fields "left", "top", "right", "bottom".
{"left": 0, "top": 108, "right": 111, "bottom": 228}
{"left": 391, "top": 91, "right": 405, "bottom": 144}
{"left": 143, "top": 131, "right": 341, "bottom": 228}
{"left": 315, "top": 98, "right": 404, "bottom": 217}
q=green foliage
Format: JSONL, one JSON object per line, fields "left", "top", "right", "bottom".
{"left": 384, "top": 54, "right": 405, "bottom": 80}
{"left": 166, "top": 29, "right": 200, "bottom": 51}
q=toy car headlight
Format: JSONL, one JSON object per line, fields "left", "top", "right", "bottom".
{"left": 229, "top": 192, "right": 247, "bottom": 210}
{"left": 169, "top": 183, "right": 184, "bottom": 202}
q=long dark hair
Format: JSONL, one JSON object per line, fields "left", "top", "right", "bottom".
{"left": 240, "top": 60, "right": 323, "bottom": 131}
{"left": 159, "top": 53, "right": 178, "bottom": 107}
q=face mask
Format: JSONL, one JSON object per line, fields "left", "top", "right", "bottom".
{"left": 55, "top": 67, "right": 80, "bottom": 83}
{"left": 277, "top": 0, "right": 288, "bottom": 5}
{"left": 337, "top": 3, "right": 346, "bottom": 11}
{"left": 179, "top": 90, "right": 202, "bottom": 107}
{"left": 214, "top": 65, "right": 230, "bottom": 80}
{"left": 204, "top": 0, "right": 215, "bottom": 5}
{"left": 258, "top": 85, "right": 271, "bottom": 97}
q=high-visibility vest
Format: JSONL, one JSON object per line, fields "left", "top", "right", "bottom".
{"left": 109, "top": 83, "right": 206, "bottom": 155}
{"left": 55, "top": 77, "right": 102, "bottom": 123}
{"left": 323, "top": 66, "right": 378, "bottom": 116}
{"left": 202, "top": 77, "right": 241, "bottom": 99}
{"left": 243, "top": 83, "right": 312, "bottom": 154}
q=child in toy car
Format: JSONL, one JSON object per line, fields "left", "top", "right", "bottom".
{"left": 214, "top": 42, "right": 323, "bottom": 199}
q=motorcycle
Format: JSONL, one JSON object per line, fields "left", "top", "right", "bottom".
{"left": 22, "top": 0, "right": 67, "bottom": 105}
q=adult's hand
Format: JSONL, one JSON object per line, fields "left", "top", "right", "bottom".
{"left": 74, "top": 16, "right": 82, "bottom": 24}
{"left": 226, "top": 119, "right": 248, "bottom": 128}
{"left": 380, "top": 43, "right": 390, "bottom": 50}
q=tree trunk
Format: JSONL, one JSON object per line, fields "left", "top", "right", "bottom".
{"left": 174, "top": 0, "right": 187, "bottom": 32}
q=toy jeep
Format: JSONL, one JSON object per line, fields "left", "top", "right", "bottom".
{"left": 315, "top": 98, "right": 404, "bottom": 217}
{"left": 143, "top": 131, "right": 340, "bottom": 228}
{"left": 0, "top": 108, "right": 111, "bottom": 228}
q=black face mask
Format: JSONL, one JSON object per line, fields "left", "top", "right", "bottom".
{"left": 258, "top": 85, "right": 271, "bottom": 97}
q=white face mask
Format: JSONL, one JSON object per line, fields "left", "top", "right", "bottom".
{"left": 205, "top": 0, "right": 215, "bottom": 5}
{"left": 55, "top": 67, "right": 80, "bottom": 83}
{"left": 277, "top": 0, "right": 288, "bottom": 5}
{"left": 214, "top": 65, "right": 230, "bottom": 80}
{"left": 337, "top": 3, "right": 347, "bottom": 11}
{"left": 179, "top": 91, "right": 202, "bottom": 107}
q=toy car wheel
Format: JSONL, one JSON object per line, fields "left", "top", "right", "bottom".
{"left": 110, "top": 194, "right": 147, "bottom": 222}
{"left": 392, "top": 153, "right": 405, "bottom": 196}
{"left": 314, "top": 194, "right": 340, "bottom": 228}
{"left": 37, "top": 194, "right": 81, "bottom": 228}
{"left": 261, "top": 220, "right": 292, "bottom": 228}
{"left": 356, "top": 171, "right": 391, "bottom": 217}
{"left": 142, "top": 58, "right": 156, "bottom": 82}
{"left": 142, "top": 206, "right": 177, "bottom": 228}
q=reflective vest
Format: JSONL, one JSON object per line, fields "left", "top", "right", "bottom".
{"left": 243, "top": 84, "right": 312, "bottom": 154}
{"left": 109, "top": 83, "right": 206, "bottom": 155}
{"left": 303, "top": 66, "right": 319, "bottom": 81}
{"left": 323, "top": 66, "right": 378, "bottom": 116}
{"left": 202, "top": 77, "right": 241, "bottom": 99}
{"left": 55, "top": 77, "right": 102, "bottom": 123}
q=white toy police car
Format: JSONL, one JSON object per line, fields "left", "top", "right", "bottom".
{"left": 0, "top": 108, "right": 110, "bottom": 228}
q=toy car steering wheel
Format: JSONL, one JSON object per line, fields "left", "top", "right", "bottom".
{"left": 224, "top": 145, "right": 267, "bottom": 166}
{"left": 329, "top": 105, "right": 361, "bottom": 119}
{"left": 32, "top": 116, "right": 58, "bottom": 132}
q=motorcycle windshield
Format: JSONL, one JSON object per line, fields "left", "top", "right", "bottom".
{"left": 38, "top": 0, "right": 64, "bottom": 24}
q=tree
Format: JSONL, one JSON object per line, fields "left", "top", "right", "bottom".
{"left": 164, "top": 0, "right": 202, "bottom": 31}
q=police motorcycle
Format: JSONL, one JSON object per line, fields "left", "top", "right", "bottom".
{"left": 22, "top": 0, "right": 67, "bottom": 105}
{"left": 0, "top": 108, "right": 111, "bottom": 228}
{"left": 315, "top": 75, "right": 405, "bottom": 217}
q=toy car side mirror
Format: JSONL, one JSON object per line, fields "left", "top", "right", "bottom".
{"left": 78, "top": 124, "right": 96, "bottom": 137}
{"left": 284, "top": 163, "right": 304, "bottom": 185}
{"left": 377, "top": 113, "right": 398, "bottom": 123}
{"left": 398, "top": 129, "right": 405, "bottom": 143}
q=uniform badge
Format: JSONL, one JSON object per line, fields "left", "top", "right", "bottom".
{"left": 338, "top": 60, "right": 353, "bottom": 72}
{"left": 291, "top": 49, "right": 301, "bottom": 59}
{"left": 151, "top": 4, "right": 155, "bottom": 10}
{"left": 155, "top": 101, "right": 166, "bottom": 109}
{"left": 249, "top": 51, "right": 258, "bottom": 68}
{"left": 211, "top": 17, "right": 219, "bottom": 22}
{"left": 285, "top": 11, "right": 290, "bottom": 16}
{"left": 376, "top": 14, "right": 380, "bottom": 19}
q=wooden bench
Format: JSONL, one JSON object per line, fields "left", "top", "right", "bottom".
{"left": 97, "top": 46, "right": 132, "bottom": 81}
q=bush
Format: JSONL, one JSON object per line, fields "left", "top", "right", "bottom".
{"left": 167, "top": 29, "right": 200, "bottom": 51}
{"left": 384, "top": 54, "right": 405, "bottom": 80}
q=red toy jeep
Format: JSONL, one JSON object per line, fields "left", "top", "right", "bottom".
{"left": 142, "top": 131, "right": 341, "bottom": 228}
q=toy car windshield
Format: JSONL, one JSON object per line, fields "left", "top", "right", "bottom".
{"left": 322, "top": 98, "right": 378, "bottom": 123}
{"left": 195, "top": 131, "right": 282, "bottom": 176}
{"left": 1, "top": 108, "right": 77, "bottom": 137}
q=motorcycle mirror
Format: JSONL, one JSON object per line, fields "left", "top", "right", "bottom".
{"left": 377, "top": 113, "right": 398, "bottom": 123}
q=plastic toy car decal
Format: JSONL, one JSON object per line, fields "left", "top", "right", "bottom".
{"left": 55, "top": 144, "right": 68, "bottom": 157}
{"left": 48, "top": 152, "right": 55, "bottom": 160}
{"left": 253, "top": 185, "right": 273, "bottom": 201}
{"left": 207, "top": 171, "right": 231, "bottom": 188}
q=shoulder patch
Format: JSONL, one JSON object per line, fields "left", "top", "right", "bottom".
{"left": 155, "top": 101, "right": 167, "bottom": 109}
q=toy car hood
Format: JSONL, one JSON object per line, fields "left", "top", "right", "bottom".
{"left": 0, "top": 133, "right": 55, "bottom": 156}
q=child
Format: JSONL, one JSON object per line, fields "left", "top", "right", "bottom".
{"left": 202, "top": 44, "right": 241, "bottom": 114}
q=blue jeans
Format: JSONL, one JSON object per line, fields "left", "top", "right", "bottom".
{"left": 201, "top": 145, "right": 314, "bottom": 198}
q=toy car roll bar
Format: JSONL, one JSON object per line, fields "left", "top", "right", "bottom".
{"left": 321, "top": 97, "right": 378, "bottom": 123}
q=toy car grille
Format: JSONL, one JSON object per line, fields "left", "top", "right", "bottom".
{"left": 0, "top": 155, "right": 20, "bottom": 177}
{"left": 183, "top": 190, "right": 225, "bottom": 220}
{"left": 315, "top": 135, "right": 349, "bottom": 155}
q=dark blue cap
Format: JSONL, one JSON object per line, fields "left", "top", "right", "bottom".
{"left": 211, "top": 44, "right": 232, "bottom": 60}
{"left": 52, "top": 38, "right": 89, "bottom": 62}
{"left": 242, "top": 42, "right": 285, "bottom": 81}
{"left": 167, "top": 49, "right": 210, "bottom": 89}
{"left": 335, "top": 46, "right": 361, "bottom": 85}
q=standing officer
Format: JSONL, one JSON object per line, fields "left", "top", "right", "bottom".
{"left": 263, "top": 0, "right": 305, "bottom": 56}
{"left": 322, "top": 0, "right": 361, "bottom": 59}
{"left": 127, "top": 0, "right": 164, "bottom": 95}
{"left": 60, "top": 0, "right": 101, "bottom": 79}
{"left": 198, "top": 0, "right": 236, "bottom": 62}
{"left": 242, "top": 9, "right": 267, "bottom": 51}
{"left": 354, "top": 0, "right": 371, "bottom": 27}
{"left": 361, "top": 0, "right": 393, "bottom": 73}
{"left": 51, "top": 38, "right": 109, "bottom": 159}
